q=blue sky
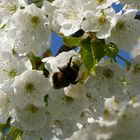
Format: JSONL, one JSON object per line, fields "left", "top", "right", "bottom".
{"left": 50, "top": 32, "right": 63, "bottom": 56}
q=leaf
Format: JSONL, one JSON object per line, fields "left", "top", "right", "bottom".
{"left": 0, "top": 23, "right": 6, "bottom": 29}
{"left": 5, "top": 127, "right": 23, "bottom": 140}
{"left": 0, "top": 118, "right": 23, "bottom": 140}
{"left": 92, "top": 41, "right": 106, "bottom": 62}
{"left": 47, "top": 0, "right": 55, "bottom": 2}
{"left": 42, "top": 49, "right": 52, "bottom": 58}
{"left": 63, "top": 36, "right": 81, "bottom": 47}
{"left": 79, "top": 38, "right": 105, "bottom": 73}
{"left": 26, "top": 52, "right": 50, "bottom": 77}
{"left": 79, "top": 38, "right": 96, "bottom": 72}
{"left": 0, "top": 117, "right": 11, "bottom": 132}
{"left": 27, "top": 52, "right": 42, "bottom": 70}
{"left": 32, "top": 0, "right": 43, "bottom": 7}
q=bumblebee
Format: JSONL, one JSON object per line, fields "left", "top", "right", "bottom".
{"left": 52, "top": 56, "right": 80, "bottom": 89}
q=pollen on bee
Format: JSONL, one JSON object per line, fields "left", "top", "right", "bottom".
{"left": 57, "top": 71, "right": 63, "bottom": 79}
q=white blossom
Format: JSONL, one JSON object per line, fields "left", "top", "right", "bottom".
{"left": 85, "top": 63, "right": 125, "bottom": 98}
{"left": 131, "top": 37, "right": 140, "bottom": 57}
{"left": 43, "top": 50, "right": 77, "bottom": 73}
{"left": 47, "top": 88, "right": 88, "bottom": 121}
{"left": 83, "top": 63, "right": 126, "bottom": 118}
{"left": 1, "top": 0, "right": 140, "bottom": 139}
{"left": 34, "top": 113, "right": 53, "bottom": 140}
{"left": 0, "top": 35, "right": 15, "bottom": 54}
{"left": 106, "top": 9, "right": 140, "bottom": 51}
{"left": 125, "top": 55, "right": 140, "bottom": 96}
{"left": 18, "top": 0, "right": 29, "bottom": 7}
{"left": 64, "top": 83, "right": 84, "bottom": 98}
{"left": 71, "top": 97, "right": 140, "bottom": 140}
{"left": 50, "top": 119, "right": 78, "bottom": 140}
{"left": 41, "top": 0, "right": 60, "bottom": 33}
{"left": 51, "top": 0, "right": 84, "bottom": 36}
{"left": 65, "top": 128, "right": 91, "bottom": 140}
{"left": 11, "top": 70, "right": 51, "bottom": 108}
{"left": 0, "top": 53, "right": 31, "bottom": 83}
{"left": 0, "top": 89, "right": 14, "bottom": 123}
{"left": 10, "top": 4, "right": 50, "bottom": 56}
{"left": 22, "top": 131, "right": 42, "bottom": 140}
{"left": 0, "top": 0, "right": 19, "bottom": 24}
{"left": 81, "top": 0, "right": 118, "bottom": 12}
{"left": 94, "top": 97, "right": 140, "bottom": 140}
{"left": 15, "top": 104, "right": 47, "bottom": 130}
{"left": 82, "top": 7, "right": 118, "bottom": 39}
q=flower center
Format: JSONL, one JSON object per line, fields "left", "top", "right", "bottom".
{"left": 25, "top": 104, "right": 39, "bottom": 113}
{"left": 24, "top": 82, "right": 35, "bottom": 95}
{"left": 7, "top": 68, "right": 17, "bottom": 78}
{"left": 116, "top": 20, "right": 126, "bottom": 31}
{"left": 2, "top": 2, "right": 17, "bottom": 13}
{"left": 96, "top": 0, "right": 106, "bottom": 4}
{"left": 99, "top": 14, "right": 107, "bottom": 25}
{"left": 63, "top": 7, "right": 78, "bottom": 20}
{"left": 30, "top": 16, "right": 40, "bottom": 27}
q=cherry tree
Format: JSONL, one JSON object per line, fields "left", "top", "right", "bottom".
{"left": 0, "top": 0, "right": 140, "bottom": 140}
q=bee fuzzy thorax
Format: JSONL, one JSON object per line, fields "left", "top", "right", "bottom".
{"left": 50, "top": 56, "right": 80, "bottom": 89}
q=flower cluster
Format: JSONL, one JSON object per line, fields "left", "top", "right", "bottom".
{"left": 0, "top": 0, "right": 140, "bottom": 140}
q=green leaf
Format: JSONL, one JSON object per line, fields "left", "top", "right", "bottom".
{"left": 32, "top": 0, "right": 43, "bottom": 7}
{"left": 5, "top": 127, "right": 23, "bottom": 140}
{"left": 0, "top": 117, "right": 11, "bottom": 132}
{"left": 47, "top": 0, "right": 54, "bottom": 2}
{"left": 27, "top": 52, "right": 50, "bottom": 77}
{"left": 63, "top": 36, "right": 81, "bottom": 47}
{"left": 27, "top": 52, "right": 42, "bottom": 70}
{"left": 0, "top": 118, "right": 23, "bottom": 140}
{"left": 0, "top": 23, "right": 6, "bottom": 29}
{"left": 79, "top": 38, "right": 105, "bottom": 73}
{"left": 79, "top": 38, "right": 96, "bottom": 72}
{"left": 92, "top": 41, "right": 105, "bottom": 62}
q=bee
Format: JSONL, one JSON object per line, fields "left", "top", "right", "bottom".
{"left": 51, "top": 56, "right": 80, "bottom": 89}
